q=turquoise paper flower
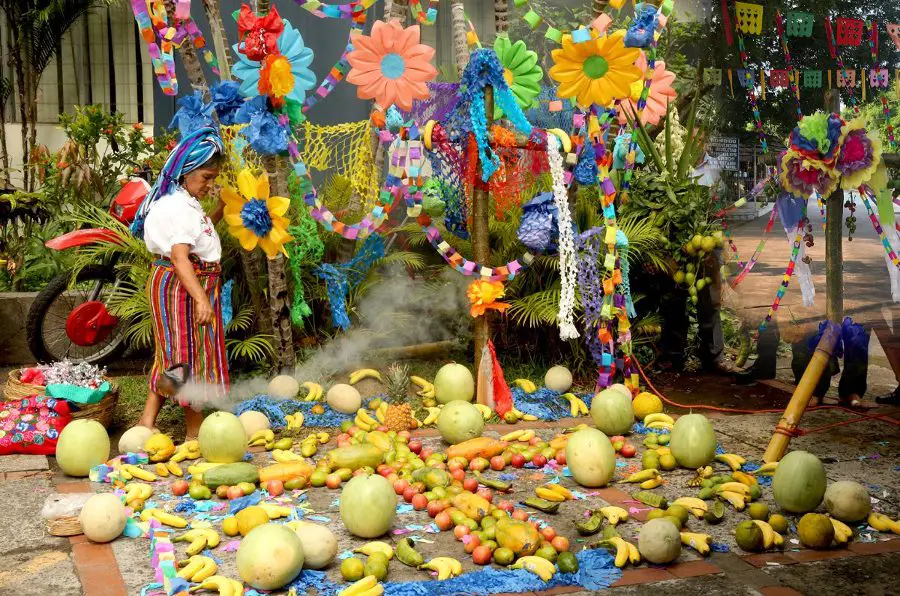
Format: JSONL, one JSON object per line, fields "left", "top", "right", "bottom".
{"left": 232, "top": 20, "right": 316, "bottom": 104}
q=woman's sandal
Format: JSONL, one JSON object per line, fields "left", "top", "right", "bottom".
{"left": 838, "top": 395, "right": 874, "bottom": 410}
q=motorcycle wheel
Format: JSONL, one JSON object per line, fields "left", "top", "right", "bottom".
{"left": 26, "top": 264, "right": 130, "bottom": 365}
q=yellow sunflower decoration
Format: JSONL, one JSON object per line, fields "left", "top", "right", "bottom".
{"left": 222, "top": 168, "right": 293, "bottom": 259}
{"left": 549, "top": 30, "right": 642, "bottom": 108}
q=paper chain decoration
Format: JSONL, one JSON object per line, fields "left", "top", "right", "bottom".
{"left": 409, "top": 0, "right": 439, "bottom": 25}
{"left": 729, "top": 207, "right": 777, "bottom": 288}
{"left": 730, "top": 0, "right": 767, "bottom": 153}
{"left": 860, "top": 186, "right": 900, "bottom": 273}
{"left": 757, "top": 212, "right": 806, "bottom": 334}
{"left": 292, "top": 0, "right": 376, "bottom": 18}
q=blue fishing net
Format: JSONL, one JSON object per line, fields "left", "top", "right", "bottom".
{"left": 512, "top": 387, "right": 594, "bottom": 421}
{"left": 525, "top": 86, "right": 576, "bottom": 130}
{"left": 233, "top": 394, "right": 387, "bottom": 428}
{"left": 314, "top": 233, "right": 385, "bottom": 330}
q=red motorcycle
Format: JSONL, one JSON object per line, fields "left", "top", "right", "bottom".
{"left": 26, "top": 178, "right": 150, "bottom": 364}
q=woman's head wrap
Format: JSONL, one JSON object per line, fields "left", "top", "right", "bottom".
{"left": 131, "top": 127, "right": 224, "bottom": 238}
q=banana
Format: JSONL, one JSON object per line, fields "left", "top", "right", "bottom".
{"left": 681, "top": 532, "right": 712, "bottom": 555}
{"left": 410, "top": 376, "right": 432, "bottom": 390}
{"left": 140, "top": 508, "right": 188, "bottom": 528}
{"left": 125, "top": 483, "right": 153, "bottom": 508}
{"left": 501, "top": 430, "right": 525, "bottom": 441}
{"left": 473, "top": 403, "right": 493, "bottom": 420}
{"left": 640, "top": 476, "right": 664, "bottom": 489}
{"left": 511, "top": 408, "right": 526, "bottom": 420}
{"left": 176, "top": 529, "right": 221, "bottom": 556}
{"left": 317, "top": 431, "right": 330, "bottom": 444}
{"left": 248, "top": 429, "right": 275, "bottom": 446}
{"left": 599, "top": 506, "right": 629, "bottom": 525}
{"left": 122, "top": 464, "right": 157, "bottom": 482}
{"left": 622, "top": 469, "right": 659, "bottom": 483}
{"left": 177, "top": 555, "right": 218, "bottom": 582}
{"left": 751, "top": 520, "right": 779, "bottom": 549}
{"left": 731, "top": 471, "right": 758, "bottom": 486}
{"left": 646, "top": 421, "right": 674, "bottom": 431}
{"left": 715, "top": 482, "right": 752, "bottom": 497}
{"left": 512, "top": 378, "right": 537, "bottom": 393}
{"left": 354, "top": 415, "right": 374, "bottom": 431}
{"left": 422, "top": 407, "right": 442, "bottom": 426}
{"left": 715, "top": 453, "right": 746, "bottom": 471}
{"left": 509, "top": 556, "right": 555, "bottom": 581}
{"left": 273, "top": 449, "right": 305, "bottom": 463}
{"left": 177, "top": 556, "right": 205, "bottom": 581}
{"left": 155, "top": 463, "right": 170, "bottom": 477}
{"left": 418, "top": 385, "right": 436, "bottom": 399}
{"left": 259, "top": 504, "right": 293, "bottom": 519}
{"left": 535, "top": 486, "right": 566, "bottom": 502}
{"left": 643, "top": 413, "right": 675, "bottom": 426}
{"left": 750, "top": 462, "right": 778, "bottom": 476}
{"left": 717, "top": 491, "right": 746, "bottom": 511}
{"left": 867, "top": 512, "right": 900, "bottom": 533}
{"left": 356, "top": 408, "right": 380, "bottom": 428}
{"left": 560, "top": 393, "right": 589, "bottom": 417}
{"left": 672, "top": 497, "right": 708, "bottom": 518}
{"left": 544, "top": 484, "right": 575, "bottom": 500}
{"left": 517, "top": 429, "right": 536, "bottom": 442}
{"left": 608, "top": 537, "right": 632, "bottom": 568}
{"left": 189, "top": 574, "right": 240, "bottom": 595}
{"left": 830, "top": 517, "right": 853, "bottom": 544}
{"left": 188, "top": 462, "right": 222, "bottom": 477}
{"left": 522, "top": 414, "right": 539, "bottom": 421}
{"left": 626, "top": 540, "right": 641, "bottom": 564}
{"left": 349, "top": 368, "right": 383, "bottom": 384}
{"left": 167, "top": 461, "right": 184, "bottom": 477}
{"left": 353, "top": 541, "right": 394, "bottom": 560}
{"left": 375, "top": 402, "right": 389, "bottom": 424}
{"left": 419, "top": 557, "right": 462, "bottom": 580}
{"left": 301, "top": 381, "right": 323, "bottom": 401}
{"left": 285, "top": 412, "right": 305, "bottom": 429}
{"left": 338, "top": 575, "right": 379, "bottom": 596}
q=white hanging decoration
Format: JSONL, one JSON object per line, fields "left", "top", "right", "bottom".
{"left": 791, "top": 229, "right": 816, "bottom": 307}
{"left": 547, "top": 135, "right": 580, "bottom": 341}
{"left": 887, "top": 228, "right": 900, "bottom": 303}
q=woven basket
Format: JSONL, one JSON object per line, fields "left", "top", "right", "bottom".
{"left": 4, "top": 369, "right": 45, "bottom": 401}
{"left": 47, "top": 516, "right": 83, "bottom": 537}
{"left": 69, "top": 383, "right": 119, "bottom": 429}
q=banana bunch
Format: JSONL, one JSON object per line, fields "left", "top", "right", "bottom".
{"left": 598, "top": 506, "right": 629, "bottom": 525}
{"left": 504, "top": 408, "right": 537, "bottom": 423}
{"left": 299, "top": 434, "right": 320, "bottom": 458}
{"left": 681, "top": 532, "right": 712, "bottom": 555}
{"left": 248, "top": 429, "right": 275, "bottom": 448}
{"left": 418, "top": 557, "right": 462, "bottom": 580}
{"left": 622, "top": 469, "right": 661, "bottom": 490}
{"left": 175, "top": 528, "right": 220, "bottom": 556}
{"left": 715, "top": 483, "right": 750, "bottom": 511}
{"left": 260, "top": 503, "right": 293, "bottom": 519}
{"left": 338, "top": 575, "right": 383, "bottom": 596}
{"left": 534, "top": 483, "right": 575, "bottom": 502}
{"left": 353, "top": 541, "right": 393, "bottom": 560}
{"left": 688, "top": 466, "right": 714, "bottom": 487}
{"left": 422, "top": 406, "right": 442, "bottom": 426}
{"left": 170, "top": 440, "right": 201, "bottom": 463}
{"left": 501, "top": 429, "right": 537, "bottom": 442}
{"left": 604, "top": 537, "right": 641, "bottom": 568}
{"left": 671, "top": 497, "right": 708, "bottom": 519}
{"left": 509, "top": 556, "right": 556, "bottom": 580}
{"left": 868, "top": 512, "right": 900, "bottom": 534}
{"left": 177, "top": 555, "right": 218, "bottom": 582}
{"left": 512, "top": 378, "right": 537, "bottom": 393}
{"left": 473, "top": 403, "right": 493, "bottom": 421}
{"left": 830, "top": 518, "right": 854, "bottom": 545}
{"left": 643, "top": 413, "right": 674, "bottom": 431}
{"left": 153, "top": 461, "right": 184, "bottom": 478}
{"left": 374, "top": 402, "right": 389, "bottom": 424}
{"left": 139, "top": 508, "right": 188, "bottom": 528}
{"left": 284, "top": 412, "right": 305, "bottom": 430}
{"left": 714, "top": 453, "right": 746, "bottom": 472}
{"left": 119, "top": 464, "right": 157, "bottom": 482}
{"left": 301, "top": 381, "right": 323, "bottom": 401}
{"left": 750, "top": 462, "right": 778, "bottom": 476}
{"left": 349, "top": 368, "right": 383, "bottom": 385}
{"left": 752, "top": 520, "right": 784, "bottom": 548}
{"left": 411, "top": 376, "right": 435, "bottom": 399}
{"left": 190, "top": 575, "right": 244, "bottom": 595}
{"left": 125, "top": 483, "right": 153, "bottom": 510}
{"left": 187, "top": 462, "right": 222, "bottom": 478}
{"left": 354, "top": 408, "right": 381, "bottom": 431}
{"left": 273, "top": 448, "right": 306, "bottom": 463}
{"left": 560, "top": 393, "right": 589, "bottom": 417}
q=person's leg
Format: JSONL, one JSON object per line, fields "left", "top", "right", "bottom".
{"left": 736, "top": 318, "right": 779, "bottom": 383}
{"left": 184, "top": 407, "right": 204, "bottom": 440}
{"left": 838, "top": 325, "right": 870, "bottom": 406}
{"left": 137, "top": 390, "right": 165, "bottom": 429}
{"left": 873, "top": 324, "right": 900, "bottom": 404}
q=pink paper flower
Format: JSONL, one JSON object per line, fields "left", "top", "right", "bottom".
{"left": 617, "top": 55, "right": 677, "bottom": 126}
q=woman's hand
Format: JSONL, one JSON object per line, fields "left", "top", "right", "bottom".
{"left": 194, "top": 298, "right": 214, "bottom": 325}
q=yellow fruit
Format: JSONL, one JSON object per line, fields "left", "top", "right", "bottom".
{"left": 632, "top": 392, "right": 663, "bottom": 420}
{"left": 341, "top": 557, "right": 366, "bottom": 582}
{"left": 798, "top": 513, "right": 834, "bottom": 549}
{"left": 701, "top": 237, "right": 715, "bottom": 253}
{"left": 734, "top": 520, "right": 764, "bottom": 552}
{"left": 658, "top": 454, "right": 677, "bottom": 471}
{"left": 222, "top": 517, "right": 239, "bottom": 537}
{"left": 767, "top": 514, "right": 788, "bottom": 534}
{"left": 748, "top": 503, "right": 769, "bottom": 521}
{"left": 144, "top": 434, "right": 176, "bottom": 462}
{"left": 235, "top": 506, "right": 269, "bottom": 536}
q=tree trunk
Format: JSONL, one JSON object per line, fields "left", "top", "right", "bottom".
{"left": 451, "top": 0, "right": 469, "bottom": 74}
{"left": 265, "top": 157, "right": 295, "bottom": 370}
{"left": 494, "top": 0, "right": 509, "bottom": 34}
{"left": 164, "top": 0, "right": 208, "bottom": 96}
{"left": 592, "top": 0, "right": 608, "bottom": 16}
{"left": 388, "top": 0, "right": 407, "bottom": 22}
{"left": 202, "top": 0, "right": 232, "bottom": 80}
{"left": 11, "top": 25, "right": 29, "bottom": 190}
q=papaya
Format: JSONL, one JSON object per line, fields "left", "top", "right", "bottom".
{"left": 202, "top": 463, "right": 259, "bottom": 489}
{"left": 364, "top": 431, "right": 392, "bottom": 452}
{"left": 451, "top": 492, "right": 492, "bottom": 522}
{"left": 495, "top": 517, "right": 541, "bottom": 556}
{"left": 258, "top": 462, "right": 314, "bottom": 484}
{"left": 445, "top": 437, "right": 508, "bottom": 461}
{"left": 411, "top": 467, "right": 450, "bottom": 490}
{"left": 326, "top": 444, "right": 385, "bottom": 470}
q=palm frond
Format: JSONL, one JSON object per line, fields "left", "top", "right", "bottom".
{"left": 227, "top": 305, "right": 255, "bottom": 333}
{"left": 507, "top": 285, "right": 562, "bottom": 329}
{"left": 226, "top": 334, "right": 276, "bottom": 363}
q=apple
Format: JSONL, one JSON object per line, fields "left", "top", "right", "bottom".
{"left": 265, "top": 480, "right": 284, "bottom": 497}
{"left": 490, "top": 456, "right": 506, "bottom": 471}
{"left": 171, "top": 480, "right": 189, "bottom": 496}
{"left": 408, "top": 440, "right": 423, "bottom": 454}
{"left": 511, "top": 454, "right": 526, "bottom": 468}
{"left": 620, "top": 443, "right": 636, "bottom": 458}
{"left": 532, "top": 454, "right": 548, "bottom": 468}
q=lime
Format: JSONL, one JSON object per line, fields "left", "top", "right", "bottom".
{"left": 735, "top": 520, "right": 764, "bottom": 551}
{"left": 646, "top": 509, "right": 666, "bottom": 521}
{"left": 493, "top": 547, "right": 515, "bottom": 565}
{"left": 768, "top": 514, "right": 788, "bottom": 534}
{"left": 557, "top": 551, "right": 579, "bottom": 573}
{"left": 657, "top": 434, "right": 670, "bottom": 445}
{"left": 704, "top": 500, "right": 726, "bottom": 524}
{"left": 341, "top": 557, "right": 365, "bottom": 582}
{"left": 701, "top": 237, "right": 715, "bottom": 252}
{"left": 674, "top": 271, "right": 686, "bottom": 284}
{"left": 685, "top": 272, "right": 696, "bottom": 285}
{"left": 364, "top": 558, "right": 388, "bottom": 581}
{"left": 642, "top": 451, "right": 660, "bottom": 471}
{"left": 666, "top": 505, "right": 690, "bottom": 526}
{"left": 798, "top": 513, "right": 834, "bottom": 549}
{"left": 659, "top": 453, "right": 677, "bottom": 471}
{"left": 692, "top": 234, "right": 704, "bottom": 249}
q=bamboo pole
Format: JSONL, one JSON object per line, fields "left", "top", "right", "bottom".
{"left": 763, "top": 322, "right": 840, "bottom": 462}
{"left": 472, "top": 85, "right": 494, "bottom": 394}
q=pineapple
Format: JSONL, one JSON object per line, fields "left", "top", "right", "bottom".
{"left": 384, "top": 403, "right": 416, "bottom": 432}
{"left": 384, "top": 363, "right": 410, "bottom": 402}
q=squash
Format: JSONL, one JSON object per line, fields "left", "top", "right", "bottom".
{"left": 632, "top": 392, "right": 663, "bottom": 420}
{"left": 565, "top": 428, "right": 616, "bottom": 487}
{"left": 823, "top": 480, "right": 871, "bottom": 522}
{"left": 590, "top": 388, "right": 634, "bottom": 436}
{"left": 267, "top": 375, "right": 300, "bottom": 400}
{"left": 326, "top": 384, "right": 362, "bottom": 414}
{"left": 202, "top": 462, "right": 260, "bottom": 489}
{"left": 437, "top": 400, "right": 484, "bottom": 444}
{"left": 544, "top": 366, "right": 573, "bottom": 393}
{"left": 56, "top": 419, "right": 110, "bottom": 477}
{"left": 495, "top": 517, "right": 541, "bottom": 556}
{"left": 340, "top": 474, "right": 397, "bottom": 538}
{"left": 198, "top": 412, "right": 248, "bottom": 463}
{"left": 79, "top": 493, "right": 126, "bottom": 543}
{"left": 434, "top": 363, "right": 475, "bottom": 404}
{"left": 638, "top": 518, "right": 682, "bottom": 564}
{"left": 327, "top": 444, "right": 385, "bottom": 470}
{"left": 445, "top": 437, "right": 508, "bottom": 461}
{"left": 239, "top": 411, "right": 271, "bottom": 438}
{"left": 292, "top": 522, "right": 338, "bottom": 569}
{"left": 772, "top": 451, "right": 826, "bottom": 513}
{"left": 236, "top": 523, "right": 305, "bottom": 590}
{"left": 669, "top": 414, "right": 716, "bottom": 469}
{"left": 258, "top": 462, "right": 314, "bottom": 484}
{"left": 451, "top": 492, "right": 491, "bottom": 521}
{"left": 117, "top": 426, "right": 155, "bottom": 454}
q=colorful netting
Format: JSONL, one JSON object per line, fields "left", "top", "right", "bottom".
{"left": 402, "top": 82, "right": 462, "bottom": 124}
{"left": 219, "top": 124, "right": 263, "bottom": 186}
{"left": 525, "top": 86, "right": 576, "bottom": 131}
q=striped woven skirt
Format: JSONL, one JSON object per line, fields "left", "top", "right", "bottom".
{"left": 147, "top": 258, "right": 229, "bottom": 405}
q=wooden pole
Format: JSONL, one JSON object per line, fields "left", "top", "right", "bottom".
{"left": 824, "top": 89, "right": 843, "bottom": 323}
{"left": 473, "top": 85, "right": 494, "bottom": 388}
{"left": 763, "top": 322, "right": 840, "bottom": 462}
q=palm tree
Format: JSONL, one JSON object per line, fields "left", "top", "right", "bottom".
{"left": 163, "top": 0, "right": 208, "bottom": 96}
{"left": 201, "top": 0, "right": 231, "bottom": 80}
{"left": 450, "top": 0, "right": 469, "bottom": 72}
{"left": 494, "top": 0, "right": 508, "bottom": 34}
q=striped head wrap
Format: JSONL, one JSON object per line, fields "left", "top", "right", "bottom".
{"left": 132, "top": 126, "right": 225, "bottom": 238}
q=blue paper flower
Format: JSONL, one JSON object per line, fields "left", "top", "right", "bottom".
{"left": 241, "top": 199, "right": 275, "bottom": 237}
{"left": 232, "top": 19, "right": 316, "bottom": 105}
{"left": 613, "top": 134, "right": 645, "bottom": 170}
{"left": 624, "top": 4, "right": 659, "bottom": 48}
{"left": 244, "top": 111, "right": 289, "bottom": 155}
{"left": 210, "top": 81, "right": 245, "bottom": 125}
{"left": 169, "top": 91, "right": 214, "bottom": 135}
{"left": 573, "top": 141, "right": 598, "bottom": 185}
{"left": 234, "top": 95, "right": 268, "bottom": 124}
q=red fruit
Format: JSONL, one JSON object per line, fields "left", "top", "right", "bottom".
{"left": 427, "top": 500, "right": 446, "bottom": 518}
{"left": 454, "top": 525, "right": 470, "bottom": 540}
{"left": 612, "top": 440, "right": 624, "bottom": 452}
{"left": 463, "top": 478, "right": 479, "bottom": 492}
{"left": 472, "top": 545, "right": 492, "bottom": 565}
{"left": 408, "top": 440, "right": 423, "bottom": 454}
{"left": 554, "top": 449, "right": 567, "bottom": 465}
{"left": 433, "top": 462, "right": 447, "bottom": 470}
{"left": 611, "top": 435, "right": 625, "bottom": 444}
{"left": 420, "top": 447, "right": 433, "bottom": 460}
{"left": 145, "top": 137, "right": 154, "bottom": 144}
{"left": 376, "top": 464, "right": 391, "bottom": 476}
{"left": 463, "top": 534, "right": 481, "bottom": 554}
{"left": 352, "top": 468, "right": 368, "bottom": 477}
{"left": 532, "top": 454, "right": 548, "bottom": 468}
{"left": 490, "top": 456, "right": 506, "bottom": 471}
{"left": 403, "top": 486, "right": 418, "bottom": 503}
{"left": 540, "top": 527, "right": 557, "bottom": 542}
{"left": 411, "top": 482, "right": 426, "bottom": 493}
{"left": 398, "top": 430, "right": 411, "bottom": 441}
{"left": 468, "top": 458, "right": 489, "bottom": 472}
{"left": 386, "top": 473, "right": 399, "bottom": 483}
{"left": 511, "top": 454, "right": 526, "bottom": 468}
{"left": 133, "top": 122, "right": 143, "bottom": 130}
{"left": 435, "top": 511, "right": 453, "bottom": 531}
{"left": 226, "top": 486, "right": 243, "bottom": 500}
{"left": 171, "top": 480, "right": 189, "bottom": 496}
{"left": 529, "top": 436, "right": 542, "bottom": 446}
{"left": 376, "top": 426, "right": 388, "bottom": 433}
{"left": 326, "top": 474, "right": 342, "bottom": 489}
{"left": 620, "top": 443, "right": 636, "bottom": 458}
{"left": 346, "top": 426, "right": 358, "bottom": 436}
{"left": 265, "top": 480, "right": 284, "bottom": 497}
{"left": 450, "top": 468, "right": 466, "bottom": 482}
{"left": 411, "top": 494, "right": 428, "bottom": 511}
{"left": 551, "top": 536, "right": 570, "bottom": 552}
{"left": 497, "top": 500, "right": 515, "bottom": 513}
{"left": 476, "top": 488, "right": 494, "bottom": 503}
{"left": 393, "top": 479, "right": 409, "bottom": 495}
{"left": 512, "top": 509, "right": 529, "bottom": 521}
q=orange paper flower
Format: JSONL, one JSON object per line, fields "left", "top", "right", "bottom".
{"left": 346, "top": 20, "right": 437, "bottom": 111}
{"left": 259, "top": 54, "right": 296, "bottom": 101}
{"left": 467, "top": 280, "right": 510, "bottom": 318}
{"left": 616, "top": 54, "right": 677, "bottom": 126}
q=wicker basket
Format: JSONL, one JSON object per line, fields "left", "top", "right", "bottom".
{"left": 4, "top": 369, "right": 45, "bottom": 401}
{"left": 3, "top": 369, "right": 119, "bottom": 428}
{"left": 47, "top": 516, "right": 83, "bottom": 537}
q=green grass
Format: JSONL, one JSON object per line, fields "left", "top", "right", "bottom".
{"left": 113, "top": 375, "right": 186, "bottom": 437}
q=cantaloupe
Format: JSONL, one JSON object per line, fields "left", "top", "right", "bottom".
{"left": 436, "top": 400, "right": 484, "bottom": 444}
{"left": 326, "top": 384, "right": 362, "bottom": 414}
{"left": 79, "top": 493, "right": 126, "bottom": 543}
{"left": 292, "top": 522, "right": 338, "bottom": 569}
{"left": 434, "top": 363, "right": 475, "bottom": 404}
{"left": 590, "top": 388, "right": 634, "bottom": 435}
{"left": 239, "top": 411, "right": 271, "bottom": 438}
{"left": 823, "top": 481, "right": 871, "bottom": 522}
{"left": 638, "top": 518, "right": 682, "bottom": 564}
{"left": 544, "top": 366, "right": 573, "bottom": 393}
{"left": 632, "top": 392, "right": 663, "bottom": 420}
{"left": 268, "top": 375, "right": 300, "bottom": 399}
{"left": 565, "top": 428, "right": 616, "bottom": 487}
{"left": 236, "top": 523, "right": 305, "bottom": 589}
{"left": 56, "top": 420, "right": 110, "bottom": 477}
{"left": 198, "top": 412, "right": 248, "bottom": 463}
{"left": 117, "top": 426, "right": 155, "bottom": 454}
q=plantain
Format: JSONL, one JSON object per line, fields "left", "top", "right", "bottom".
{"left": 575, "top": 510, "right": 605, "bottom": 536}
{"left": 473, "top": 471, "right": 511, "bottom": 492}
{"left": 395, "top": 537, "right": 425, "bottom": 568}
{"left": 522, "top": 497, "right": 560, "bottom": 514}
